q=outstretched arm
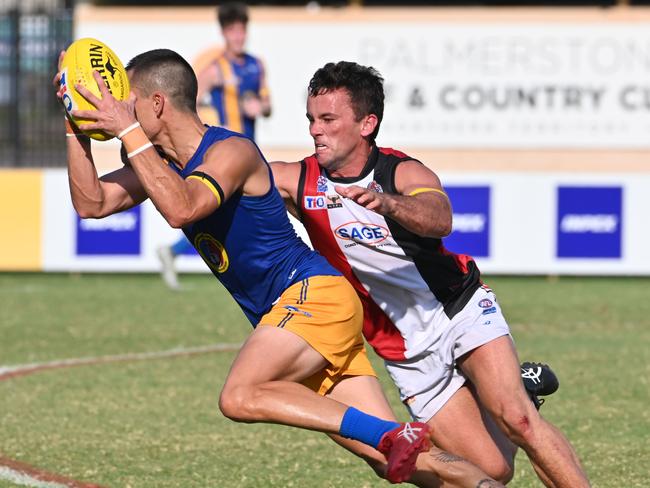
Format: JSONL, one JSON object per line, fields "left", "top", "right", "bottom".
{"left": 335, "top": 160, "right": 452, "bottom": 238}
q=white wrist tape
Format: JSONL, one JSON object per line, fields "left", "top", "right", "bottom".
{"left": 127, "top": 142, "right": 154, "bottom": 158}
{"left": 118, "top": 122, "right": 142, "bottom": 140}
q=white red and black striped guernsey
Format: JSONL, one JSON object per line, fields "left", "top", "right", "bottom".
{"left": 297, "top": 145, "right": 482, "bottom": 361}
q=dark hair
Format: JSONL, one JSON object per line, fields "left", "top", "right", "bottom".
{"left": 126, "top": 49, "right": 197, "bottom": 113}
{"left": 308, "top": 61, "right": 384, "bottom": 142}
{"left": 217, "top": 2, "right": 249, "bottom": 28}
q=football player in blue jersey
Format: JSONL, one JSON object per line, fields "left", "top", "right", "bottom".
{"left": 54, "top": 49, "right": 503, "bottom": 487}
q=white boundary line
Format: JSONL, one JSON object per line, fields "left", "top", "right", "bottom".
{"left": 0, "top": 466, "right": 71, "bottom": 488}
{"left": 0, "top": 343, "right": 243, "bottom": 378}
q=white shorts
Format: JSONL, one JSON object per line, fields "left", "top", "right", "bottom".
{"left": 384, "top": 286, "right": 511, "bottom": 423}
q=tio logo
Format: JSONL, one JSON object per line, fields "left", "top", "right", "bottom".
{"left": 304, "top": 195, "right": 326, "bottom": 210}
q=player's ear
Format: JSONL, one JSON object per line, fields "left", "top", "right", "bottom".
{"left": 152, "top": 91, "right": 165, "bottom": 117}
{"left": 360, "top": 114, "right": 378, "bottom": 138}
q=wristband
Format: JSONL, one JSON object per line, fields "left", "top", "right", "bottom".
{"left": 120, "top": 125, "right": 152, "bottom": 156}
{"left": 127, "top": 142, "right": 154, "bottom": 158}
{"left": 117, "top": 122, "right": 141, "bottom": 140}
{"left": 64, "top": 117, "right": 89, "bottom": 138}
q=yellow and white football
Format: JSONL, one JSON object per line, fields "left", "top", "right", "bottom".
{"left": 60, "top": 38, "right": 130, "bottom": 141}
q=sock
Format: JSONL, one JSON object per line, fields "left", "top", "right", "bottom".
{"left": 339, "top": 407, "right": 400, "bottom": 449}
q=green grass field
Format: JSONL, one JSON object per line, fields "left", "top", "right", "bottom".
{"left": 1, "top": 273, "right": 649, "bottom": 487}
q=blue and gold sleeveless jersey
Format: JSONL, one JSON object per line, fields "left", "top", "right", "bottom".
{"left": 210, "top": 53, "right": 267, "bottom": 140}
{"left": 168, "top": 126, "right": 339, "bottom": 325}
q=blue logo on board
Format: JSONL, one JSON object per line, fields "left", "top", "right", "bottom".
{"left": 444, "top": 186, "right": 490, "bottom": 258}
{"left": 557, "top": 187, "right": 622, "bottom": 258}
{"left": 76, "top": 206, "right": 141, "bottom": 255}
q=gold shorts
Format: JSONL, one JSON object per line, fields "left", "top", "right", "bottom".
{"left": 259, "top": 275, "right": 376, "bottom": 395}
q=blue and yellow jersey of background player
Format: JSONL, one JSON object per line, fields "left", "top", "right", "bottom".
{"left": 195, "top": 3, "right": 271, "bottom": 141}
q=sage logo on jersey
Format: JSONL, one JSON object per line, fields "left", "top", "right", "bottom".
{"left": 304, "top": 195, "right": 326, "bottom": 210}
{"left": 334, "top": 221, "right": 390, "bottom": 245}
{"left": 557, "top": 187, "right": 622, "bottom": 258}
{"left": 443, "top": 186, "right": 490, "bottom": 257}
{"left": 194, "top": 233, "right": 229, "bottom": 273}
{"left": 76, "top": 206, "right": 141, "bottom": 255}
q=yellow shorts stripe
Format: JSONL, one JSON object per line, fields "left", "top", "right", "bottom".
{"left": 408, "top": 187, "right": 448, "bottom": 198}
{"left": 259, "top": 275, "right": 376, "bottom": 395}
{"left": 276, "top": 311, "right": 294, "bottom": 329}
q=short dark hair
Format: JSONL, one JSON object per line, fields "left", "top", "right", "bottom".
{"left": 217, "top": 2, "right": 249, "bottom": 28}
{"left": 308, "top": 61, "right": 384, "bottom": 142}
{"left": 126, "top": 49, "right": 197, "bottom": 113}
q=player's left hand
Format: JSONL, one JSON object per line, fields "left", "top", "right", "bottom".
{"left": 335, "top": 184, "right": 395, "bottom": 215}
{"left": 71, "top": 70, "right": 137, "bottom": 137}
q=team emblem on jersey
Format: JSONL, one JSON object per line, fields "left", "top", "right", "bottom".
{"left": 478, "top": 299, "right": 493, "bottom": 308}
{"left": 334, "top": 221, "right": 390, "bottom": 245}
{"left": 317, "top": 175, "right": 328, "bottom": 193}
{"left": 194, "top": 232, "right": 229, "bottom": 273}
{"left": 304, "top": 195, "right": 326, "bottom": 210}
{"left": 367, "top": 180, "right": 383, "bottom": 193}
{"left": 326, "top": 194, "right": 343, "bottom": 209}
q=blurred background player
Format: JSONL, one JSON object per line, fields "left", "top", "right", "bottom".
{"left": 156, "top": 1, "right": 272, "bottom": 290}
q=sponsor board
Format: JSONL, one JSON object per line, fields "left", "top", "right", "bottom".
{"left": 444, "top": 186, "right": 490, "bottom": 257}
{"left": 557, "top": 186, "right": 622, "bottom": 258}
{"left": 76, "top": 206, "right": 141, "bottom": 255}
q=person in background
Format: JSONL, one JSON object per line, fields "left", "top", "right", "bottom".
{"left": 157, "top": 1, "right": 271, "bottom": 290}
